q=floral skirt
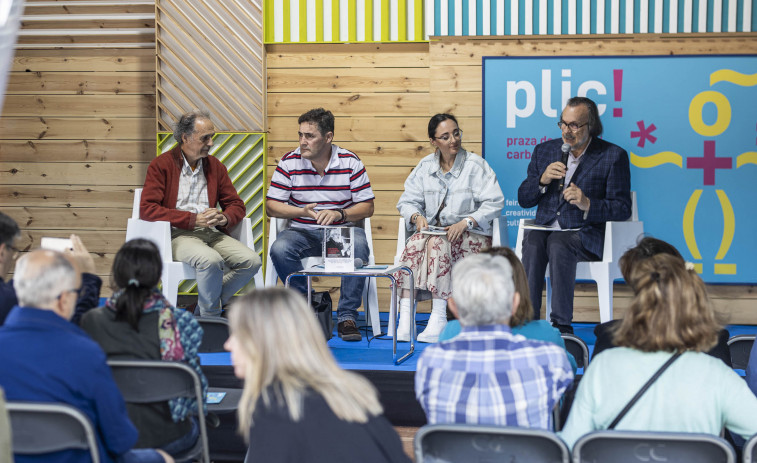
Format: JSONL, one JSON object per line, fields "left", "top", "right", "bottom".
{"left": 393, "top": 231, "right": 491, "bottom": 300}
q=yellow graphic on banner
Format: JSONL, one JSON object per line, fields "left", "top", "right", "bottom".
{"left": 629, "top": 151, "right": 683, "bottom": 168}
{"left": 736, "top": 152, "right": 757, "bottom": 167}
{"left": 709, "top": 70, "right": 757, "bottom": 86}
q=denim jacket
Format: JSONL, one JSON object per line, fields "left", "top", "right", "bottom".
{"left": 397, "top": 150, "right": 504, "bottom": 236}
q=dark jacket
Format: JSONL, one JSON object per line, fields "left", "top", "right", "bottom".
{"left": 518, "top": 137, "right": 632, "bottom": 259}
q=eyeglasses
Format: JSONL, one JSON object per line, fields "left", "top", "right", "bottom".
{"left": 434, "top": 129, "right": 463, "bottom": 142}
{"left": 57, "top": 287, "right": 82, "bottom": 300}
{"left": 557, "top": 120, "right": 588, "bottom": 132}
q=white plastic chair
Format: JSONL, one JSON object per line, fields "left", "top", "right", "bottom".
{"left": 515, "top": 191, "right": 643, "bottom": 323}
{"left": 264, "top": 217, "right": 382, "bottom": 336}
{"left": 125, "top": 188, "right": 263, "bottom": 307}
{"left": 390, "top": 216, "right": 505, "bottom": 336}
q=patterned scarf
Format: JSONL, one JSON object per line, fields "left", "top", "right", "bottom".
{"left": 107, "top": 288, "right": 208, "bottom": 421}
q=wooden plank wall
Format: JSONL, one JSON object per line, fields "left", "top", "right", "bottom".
{"left": 266, "top": 35, "right": 757, "bottom": 323}
{"left": 1, "top": 0, "right": 157, "bottom": 290}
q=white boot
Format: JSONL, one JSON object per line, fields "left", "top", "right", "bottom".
{"left": 396, "top": 298, "right": 412, "bottom": 342}
{"left": 417, "top": 299, "right": 448, "bottom": 343}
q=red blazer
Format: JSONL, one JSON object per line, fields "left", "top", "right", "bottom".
{"left": 140, "top": 144, "right": 246, "bottom": 232}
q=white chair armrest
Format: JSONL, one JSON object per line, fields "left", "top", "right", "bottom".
{"left": 602, "top": 220, "right": 644, "bottom": 264}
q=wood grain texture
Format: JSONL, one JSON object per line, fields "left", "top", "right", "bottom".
{"left": 267, "top": 67, "right": 429, "bottom": 93}
{"left": 2, "top": 94, "right": 156, "bottom": 117}
{"left": 12, "top": 49, "right": 155, "bottom": 72}
{"left": 0, "top": 140, "right": 155, "bottom": 162}
{"left": 0, "top": 185, "right": 138, "bottom": 208}
{"left": 268, "top": 93, "right": 429, "bottom": 117}
{"left": 0, "top": 162, "right": 148, "bottom": 186}
{"left": 6, "top": 71, "right": 155, "bottom": 95}
{"left": 0, "top": 117, "right": 155, "bottom": 140}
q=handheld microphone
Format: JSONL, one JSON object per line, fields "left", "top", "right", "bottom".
{"left": 558, "top": 143, "right": 571, "bottom": 190}
{"left": 354, "top": 258, "right": 365, "bottom": 268}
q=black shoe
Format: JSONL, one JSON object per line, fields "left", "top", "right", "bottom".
{"left": 338, "top": 320, "right": 362, "bottom": 342}
{"left": 552, "top": 322, "right": 574, "bottom": 334}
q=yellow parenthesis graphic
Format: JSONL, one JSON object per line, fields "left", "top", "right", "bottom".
{"left": 689, "top": 91, "right": 731, "bottom": 137}
{"left": 737, "top": 152, "right": 757, "bottom": 167}
{"left": 630, "top": 151, "right": 683, "bottom": 168}
{"left": 683, "top": 190, "right": 702, "bottom": 260}
{"left": 715, "top": 190, "right": 735, "bottom": 260}
{"left": 710, "top": 70, "right": 757, "bottom": 87}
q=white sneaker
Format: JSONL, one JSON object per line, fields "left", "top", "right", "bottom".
{"left": 417, "top": 313, "right": 448, "bottom": 343}
{"left": 396, "top": 317, "right": 411, "bottom": 342}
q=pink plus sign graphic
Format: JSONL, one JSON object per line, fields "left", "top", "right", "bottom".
{"left": 686, "top": 140, "right": 732, "bottom": 186}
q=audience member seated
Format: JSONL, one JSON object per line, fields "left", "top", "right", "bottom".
{"left": 559, "top": 254, "right": 757, "bottom": 449}
{"left": 81, "top": 239, "right": 207, "bottom": 457}
{"left": 592, "top": 237, "right": 731, "bottom": 366}
{"left": 438, "top": 246, "right": 578, "bottom": 373}
{"left": 0, "top": 249, "right": 172, "bottom": 463}
{"left": 394, "top": 113, "right": 504, "bottom": 343}
{"left": 224, "top": 287, "right": 410, "bottom": 463}
{"left": 415, "top": 253, "right": 573, "bottom": 427}
{"left": 0, "top": 212, "right": 102, "bottom": 326}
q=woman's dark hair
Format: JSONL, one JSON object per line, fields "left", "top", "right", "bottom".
{"left": 427, "top": 113, "right": 459, "bottom": 139}
{"left": 111, "top": 239, "right": 163, "bottom": 330}
{"left": 619, "top": 236, "right": 683, "bottom": 291}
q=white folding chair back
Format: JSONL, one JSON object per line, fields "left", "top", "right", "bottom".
{"left": 515, "top": 191, "right": 643, "bottom": 323}
{"left": 125, "top": 188, "right": 263, "bottom": 306}
{"left": 264, "top": 217, "right": 381, "bottom": 336}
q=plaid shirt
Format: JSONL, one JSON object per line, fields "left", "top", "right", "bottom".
{"left": 415, "top": 324, "right": 573, "bottom": 428}
{"left": 175, "top": 154, "right": 209, "bottom": 215}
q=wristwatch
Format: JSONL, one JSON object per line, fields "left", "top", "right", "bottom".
{"left": 465, "top": 218, "right": 474, "bottom": 230}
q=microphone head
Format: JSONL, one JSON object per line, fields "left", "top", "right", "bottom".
{"left": 561, "top": 143, "right": 571, "bottom": 154}
{"left": 354, "top": 258, "right": 364, "bottom": 268}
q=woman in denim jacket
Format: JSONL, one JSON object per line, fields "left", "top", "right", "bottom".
{"left": 394, "top": 114, "right": 504, "bottom": 343}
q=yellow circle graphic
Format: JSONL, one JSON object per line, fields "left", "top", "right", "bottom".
{"left": 689, "top": 91, "right": 731, "bottom": 136}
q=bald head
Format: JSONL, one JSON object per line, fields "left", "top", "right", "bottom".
{"left": 14, "top": 250, "right": 80, "bottom": 318}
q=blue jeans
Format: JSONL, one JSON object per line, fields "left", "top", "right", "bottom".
{"left": 270, "top": 227, "right": 369, "bottom": 323}
{"left": 522, "top": 230, "right": 598, "bottom": 326}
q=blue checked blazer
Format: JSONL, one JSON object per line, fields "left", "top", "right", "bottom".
{"left": 517, "top": 137, "right": 632, "bottom": 258}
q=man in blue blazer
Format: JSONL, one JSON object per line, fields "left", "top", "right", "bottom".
{"left": 518, "top": 97, "right": 631, "bottom": 333}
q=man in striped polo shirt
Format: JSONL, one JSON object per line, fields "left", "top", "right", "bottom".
{"left": 266, "top": 108, "right": 375, "bottom": 341}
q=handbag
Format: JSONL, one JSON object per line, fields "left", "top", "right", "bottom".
{"left": 311, "top": 291, "right": 333, "bottom": 340}
{"left": 608, "top": 352, "right": 682, "bottom": 429}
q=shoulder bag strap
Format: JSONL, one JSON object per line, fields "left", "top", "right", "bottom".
{"left": 608, "top": 352, "right": 682, "bottom": 430}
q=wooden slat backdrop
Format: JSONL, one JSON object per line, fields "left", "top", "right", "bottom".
{"left": 155, "top": 0, "right": 265, "bottom": 132}
{"left": 1, "top": 1, "right": 157, "bottom": 292}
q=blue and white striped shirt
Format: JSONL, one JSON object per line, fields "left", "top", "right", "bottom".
{"left": 415, "top": 324, "right": 573, "bottom": 428}
{"left": 267, "top": 144, "right": 375, "bottom": 229}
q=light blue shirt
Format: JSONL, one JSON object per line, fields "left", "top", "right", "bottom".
{"left": 397, "top": 150, "right": 504, "bottom": 236}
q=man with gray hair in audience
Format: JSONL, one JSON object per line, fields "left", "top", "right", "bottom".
{"left": 140, "top": 111, "right": 261, "bottom": 316}
{"left": 0, "top": 250, "right": 172, "bottom": 463}
{"left": 415, "top": 253, "right": 574, "bottom": 428}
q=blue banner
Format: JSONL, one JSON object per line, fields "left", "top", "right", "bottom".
{"left": 483, "top": 55, "right": 757, "bottom": 283}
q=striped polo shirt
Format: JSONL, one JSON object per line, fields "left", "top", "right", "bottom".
{"left": 267, "top": 144, "right": 375, "bottom": 229}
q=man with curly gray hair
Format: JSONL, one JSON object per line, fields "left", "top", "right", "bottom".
{"left": 140, "top": 111, "right": 261, "bottom": 316}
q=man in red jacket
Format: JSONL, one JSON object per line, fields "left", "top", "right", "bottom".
{"left": 140, "top": 111, "right": 261, "bottom": 316}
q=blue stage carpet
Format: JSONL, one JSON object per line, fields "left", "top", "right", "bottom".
{"left": 200, "top": 314, "right": 757, "bottom": 374}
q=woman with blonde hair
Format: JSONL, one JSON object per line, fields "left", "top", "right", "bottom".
{"left": 560, "top": 253, "right": 757, "bottom": 448}
{"left": 225, "top": 288, "right": 410, "bottom": 463}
